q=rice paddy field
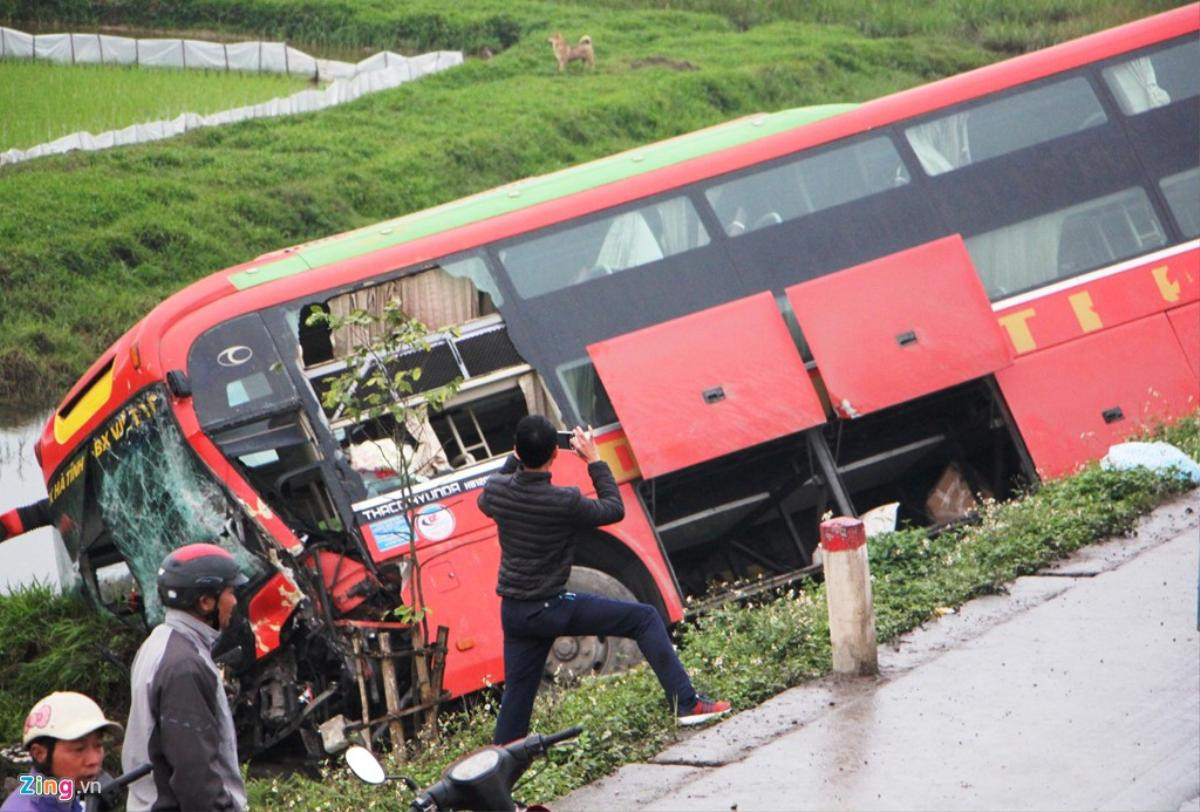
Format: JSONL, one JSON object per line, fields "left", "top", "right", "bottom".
{"left": 0, "top": 58, "right": 312, "bottom": 152}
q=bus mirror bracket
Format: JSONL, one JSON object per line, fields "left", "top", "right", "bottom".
{"left": 167, "top": 369, "right": 193, "bottom": 398}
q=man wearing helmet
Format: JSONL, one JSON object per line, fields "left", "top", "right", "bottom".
{"left": 121, "top": 543, "right": 249, "bottom": 812}
{"left": 1, "top": 692, "right": 123, "bottom": 812}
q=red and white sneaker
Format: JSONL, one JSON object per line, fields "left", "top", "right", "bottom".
{"left": 678, "top": 694, "right": 732, "bottom": 726}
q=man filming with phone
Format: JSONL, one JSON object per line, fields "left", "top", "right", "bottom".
{"left": 479, "top": 414, "right": 730, "bottom": 744}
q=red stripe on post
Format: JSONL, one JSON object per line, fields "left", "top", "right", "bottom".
{"left": 820, "top": 517, "right": 866, "bottom": 552}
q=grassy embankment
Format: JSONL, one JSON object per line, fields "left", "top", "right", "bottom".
{"left": 0, "top": 59, "right": 312, "bottom": 152}
{"left": 0, "top": 0, "right": 1178, "bottom": 421}
{"left": 0, "top": 414, "right": 1196, "bottom": 805}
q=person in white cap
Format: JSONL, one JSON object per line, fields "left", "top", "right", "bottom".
{"left": 1, "top": 691, "right": 123, "bottom": 812}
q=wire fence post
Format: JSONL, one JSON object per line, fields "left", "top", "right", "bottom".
{"left": 180, "top": 38, "right": 186, "bottom": 69}
{"left": 97, "top": 33, "right": 104, "bottom": 65}
{"left": 69, "top": 32, "right": 75, "bottom": 64}
{"left": 283, "top": 40, "right": 289, "bottom": 75}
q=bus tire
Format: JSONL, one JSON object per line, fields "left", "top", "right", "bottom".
{"left": 542, "top": 566, "right": 645, "bottom": 682}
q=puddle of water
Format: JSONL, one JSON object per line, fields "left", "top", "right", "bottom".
{"left": 0, "top": 413, "right": 71, "bottom": 594}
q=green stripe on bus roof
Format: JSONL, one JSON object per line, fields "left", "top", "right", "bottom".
{"left": 231, "top": 104, "right": 856, "bottom": 291}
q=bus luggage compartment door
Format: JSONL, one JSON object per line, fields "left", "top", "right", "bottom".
{"left": 786, "top": 235, "right": 1013, "bottom": 418}
{"left": 995, "top": 313, "right": 1199, "bottom": 479}
{"left": 587, "top": 291, "right": 827, "bottom": 478}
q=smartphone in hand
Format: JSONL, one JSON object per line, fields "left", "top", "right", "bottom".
{"left": 556, "top": 431, "right": 575, "bottom": 450}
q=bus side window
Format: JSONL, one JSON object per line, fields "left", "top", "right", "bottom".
{"left": 904, "top": 76, "right": 1107, "bottom": 177}
{"left": 498, "top": 195, "right": 711, "bottom": 299}
{"left": 965, "top": 186, "right": 1167, "bottom": 298}
{"left": 1102, "top": 39, "right": 1199, "bottom": 116}
{"left": 704, "top": 135, "right": 908, "bottom": 238}
{"left": 594, "top": 211, "right": 664, "bottom": 273}
{"left": 1160, "top": 168, "right": 1200, "bottom": 238}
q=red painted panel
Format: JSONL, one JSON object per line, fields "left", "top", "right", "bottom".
{"left": 787, "top": 235, "right": 1013, "bottom": 418}
{"left": 993, "top": 244, "right": 1200, "bottom": 357}
{"left": 416, "top": 534, "right": 505, "bottom": 698}
{"left": 588, "top": 292, "right": 826, "bottom": 479}
{"left": 1167, "top": 302, "right": 1200, "bottom": 383}
{"left": 996, "top": 315, "right": 1200, "bottom": 479}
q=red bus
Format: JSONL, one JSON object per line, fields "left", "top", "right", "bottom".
{"left": 9, "top": 4, "right": 1197, "bottom": 759}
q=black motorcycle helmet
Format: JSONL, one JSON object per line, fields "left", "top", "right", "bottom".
{"left": 157, "top": 543, "right": 249, "bottom": 610}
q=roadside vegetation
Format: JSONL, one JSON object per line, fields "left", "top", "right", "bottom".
{"left": 0, "top": 583, "right": 141, "bottom": 744}
{"left": 2, "top": 414, "right": 1194, "bottom": 803}
{"left": 0, "top": 59, "right": 311, "bottom": 152}
{"left": 0, "top": 0, "right": 1179, "bottom": 419}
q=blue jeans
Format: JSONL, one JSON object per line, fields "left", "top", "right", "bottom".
{"left": 493, "top": 592, "right": 697, "bottom": 743}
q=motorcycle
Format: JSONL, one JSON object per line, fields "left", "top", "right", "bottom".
{"left": 346, "top": 725, "right": 583, "bottom": 812}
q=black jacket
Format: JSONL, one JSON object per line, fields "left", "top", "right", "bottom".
{"left": 479, "top": 454, "right": 624, "bottom": 599}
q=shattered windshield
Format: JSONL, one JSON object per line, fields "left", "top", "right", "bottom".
{"left": 52, "top": 385, "right": 264, "bottom": 624}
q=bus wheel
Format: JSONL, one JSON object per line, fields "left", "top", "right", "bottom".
{"left": 542, "top": 566, "right": 645, "bottom": 682}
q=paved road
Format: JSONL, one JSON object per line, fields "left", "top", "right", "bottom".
{"left": 558, "top": 491, "right": 1200, "bottom": 812}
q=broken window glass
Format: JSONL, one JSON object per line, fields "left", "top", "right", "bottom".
{"left": 88, "top": 386, "right": 264, "bottom": 624}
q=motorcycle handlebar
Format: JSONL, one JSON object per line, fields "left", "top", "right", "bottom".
{"left": 114, "top": 762, "right": 153, "bottom": 786}
{"left": 408, "top": 726, "right": 583, "bottom": 811}
{"left": 538, "top": 725, "right": 583, "bottom": 749}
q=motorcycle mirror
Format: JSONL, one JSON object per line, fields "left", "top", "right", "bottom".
{"left": 345, "top": 745, "right": 387, "bottom": 785}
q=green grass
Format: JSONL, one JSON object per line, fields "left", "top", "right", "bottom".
{"left": 561, "top": 0, "right": 1175, "bottom": 50}
{"left": 0, "top": 0, "right": 1178, "bottom": 418}
{"left": 0, "top": 583, "right": 141, "bottom": 745}
{"left": 0, "top": 59, "right": 312, "bottom": 152}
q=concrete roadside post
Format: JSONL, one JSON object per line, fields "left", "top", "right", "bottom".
{"left": 821, "top": 516, "right": 878, "bottom": 675}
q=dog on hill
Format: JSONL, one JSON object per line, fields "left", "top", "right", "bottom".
{"left": 549, "top": 32, "right": 595, "bottom": 72}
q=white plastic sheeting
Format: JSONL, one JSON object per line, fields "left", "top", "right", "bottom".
{"left": 1101, "top": 441, "right": 1200, "bottom": 484}
{"left": 0, "top": 26, "right": 437, "bottom": 80}
{"left": 1, "top": 27, "right": 462, "bottom": 167}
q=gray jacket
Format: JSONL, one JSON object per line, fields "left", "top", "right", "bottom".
{"left": 123, "top": 609, "right": 246, "bottom": 812}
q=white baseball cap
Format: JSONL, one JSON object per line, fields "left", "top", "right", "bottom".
{"left": 22, "top": 692, "right": 124, "bottom": 746}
